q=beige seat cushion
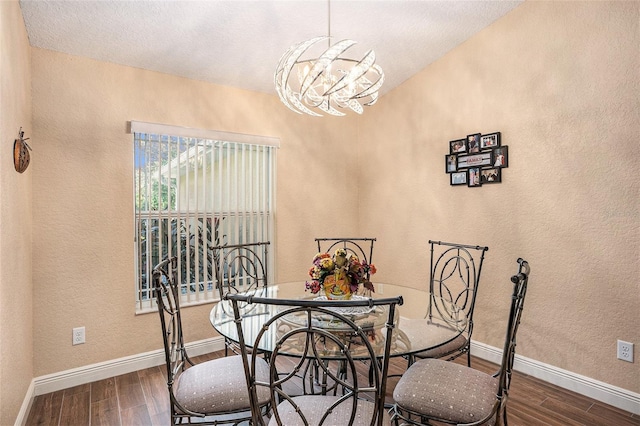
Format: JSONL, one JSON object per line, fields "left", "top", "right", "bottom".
{"left": 269, "top": 395, "right": 390, "bottom": 426}
{"left": 413, "top": 334, "right": 468, "bottom": 359}
{"left": 175, "top": 354, "right": 270, "bottom": 414}
{"left": 393, "top": 358, "right": 499, "bottom": 425}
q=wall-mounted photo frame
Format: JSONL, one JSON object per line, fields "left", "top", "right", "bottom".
{"left": 449, "top": 139, "right": 467, "bottom": 154}
{"left": 468, "top": 167, "right": 482, "bottom": 187}
{"left": 480, "top": 168, "right": 502, "bottom": 184}
{"left": 445, "top": 154, "right": 457, "bottom": 173}
{"left": 450, "top": 172, "right": 467, "bottom": 186}
{"left": 445, "top": 131, "right": 507, "bottom": 187}
{"left": 466, "top": 133, "right": 481, "bottom": 153}
{"left": 492, "top": 146, "right": 509, "bottom": 168}
{"left": 457, "top": 151, "right": 492, "bottom": 169}
{"left": 480, "top": 132, "right": 501, "bottom": 149}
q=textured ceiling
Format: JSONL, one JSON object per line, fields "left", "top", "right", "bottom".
{"left": 19, "top": 0, "right": 523, "bottom": 96}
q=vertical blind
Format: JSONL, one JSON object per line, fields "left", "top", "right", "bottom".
{"left": 132, "top": 123, "right": 277, "bottom": 312}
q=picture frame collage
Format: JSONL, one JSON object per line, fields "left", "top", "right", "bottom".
{"left": 445, "top": 132, "right": 508, "bottom": 187}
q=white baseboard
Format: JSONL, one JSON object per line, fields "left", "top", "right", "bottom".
{"left": 15, "top": 337, "right": 225, "bottom": 425}
{"left": 16, "top": 380, "right": 34, "bottom": 426}
{"left": 471, "top": 340, "right": 640, "bottom": 415}
{"left": 15, "top": 336, "right": 639, "bottom": 425}
{"left": 33, "top": 337, "right": 225, "bottom": 396}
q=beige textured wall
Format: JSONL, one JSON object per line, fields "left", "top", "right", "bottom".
{"left": 358, "top": 1, "right": 639, "bottom": 392}
{"left": 0, "top": 0, "right": 33, "bottom": 423}
{"left": 30, "top": 48, "right": 359, "bottom": 376}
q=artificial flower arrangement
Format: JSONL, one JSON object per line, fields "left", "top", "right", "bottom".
{"left": 305, "top": 248, "right": 376, "bottom": 299}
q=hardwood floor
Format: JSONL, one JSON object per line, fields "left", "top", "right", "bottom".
{"left": 26, "top": 351, "right": 639, "bottom": 426}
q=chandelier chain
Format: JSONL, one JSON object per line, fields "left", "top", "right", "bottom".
{"left": 327, "top": 0, "right": 331, "bottom": 40}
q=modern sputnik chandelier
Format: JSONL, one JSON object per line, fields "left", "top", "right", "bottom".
{"left": 274, "top": 1, "right": 384, "bottom": 117}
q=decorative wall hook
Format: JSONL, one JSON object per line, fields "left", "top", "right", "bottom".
{"left": 13, "top": 127, "right": 31, "bottom": 173}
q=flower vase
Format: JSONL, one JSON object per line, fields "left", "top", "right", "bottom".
{"left": 323, "top": 273, "right": 353, "bottom": 300}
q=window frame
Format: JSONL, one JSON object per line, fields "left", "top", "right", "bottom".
{"left": 129, "top": 121, "right": 278, "bottom": 314}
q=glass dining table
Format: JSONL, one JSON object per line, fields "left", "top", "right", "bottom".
{"left": 209, "top": 281, "right": 467, "bottom": 360}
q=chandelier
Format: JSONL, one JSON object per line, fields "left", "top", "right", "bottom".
{"left": 274, "top": 3, "right": 384, "bottom": 117}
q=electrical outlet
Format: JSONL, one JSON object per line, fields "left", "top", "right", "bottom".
{"left": 73, "top": 327, "right": 85, "bottom": 345}
{"left": 617, "top": 340, "right": 633, "bottom": 362}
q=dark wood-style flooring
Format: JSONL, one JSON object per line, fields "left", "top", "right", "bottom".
{"left": 26, "top": 350, "right": 639, "bottom": 425}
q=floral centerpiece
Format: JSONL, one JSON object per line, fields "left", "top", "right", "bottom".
{"left": 305, "top": 248, "right": 376, "bottom": 300}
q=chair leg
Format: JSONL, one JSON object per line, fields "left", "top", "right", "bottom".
{"left": 407, "top": 353, "right": 415, "bottom": 368}
{"left": 494, "top": 396, "right": 508, "bottom": 426}
{"left": 368, "top": 360, "right": 375, "bottom": 387}
{"left": 391, "top": 411, "right": 399, "bottom": 426}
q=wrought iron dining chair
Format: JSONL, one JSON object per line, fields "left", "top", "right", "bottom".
{"left": 152, "top": 257, "right": 270, "bottom": 425}
{"left": 409, "top": 240, "right": 488, "bottom": 368}
{"left": 315, "top": 237, "right": 376, "bottom": 296}
{"left": 392, "top": 258, "right": 530, "bottom": 426}
{"left": 226, "top": 292, "right": 403, "bottom": 426}
{"left": 211, "top": 241, "right": 270, "bottom": 355}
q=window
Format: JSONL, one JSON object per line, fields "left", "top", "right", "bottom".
{"left": 131, "top": 122, "right": 278, "bottom": 312}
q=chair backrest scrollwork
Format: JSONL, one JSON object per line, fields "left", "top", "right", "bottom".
{"left": 499, "top": 258, "right": 530, "bottom": 396}
{"left": 152, "top": 257, "right": 191, "bottom": 414}
{"left": 427, "top": 240, "right": 488, "bottom": 333}
{"left": 211, "top": 241, "right": 270, "bottom": 301}
{"left": 227, "top": 293, "right": 403, "bottom": 426}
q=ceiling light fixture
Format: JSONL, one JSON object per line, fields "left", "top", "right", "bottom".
{"left": 274, "top": 1, "right": 384, "bottom": 117}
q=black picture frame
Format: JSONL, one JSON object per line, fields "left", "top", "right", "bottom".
{"left": 492, "top": 146, "right": 509, "bottom": 168}
{"left": 449, "top": 139, "right": 467, "bottom": 154}
{"left": 450, "top": 172, "right": 467, "bottom": 186}
{"left": 445, "top": 154, "right": 457, "bottom": 173}
{"left": 467, "top": 167, "right": 482, "bottom": 187}
{"left": 466, "top": 133, "right": 481, "bottom": 154}
{"left": 480, "top": 168, "right": 502, "bottom": 184}
{"left": 480, "top": 132, "right": 501, "bottom": 150}
{"left": 445, "top": 131, "right": 507, "bottom": 187}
